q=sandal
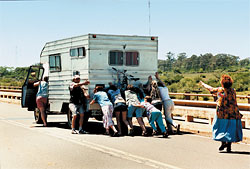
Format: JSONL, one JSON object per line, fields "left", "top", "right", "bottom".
{"left": 152, "top": 130, "right": 157, "bottom": 136}
{"left": 142, "top": 131, "right": 148, "bottom": 136}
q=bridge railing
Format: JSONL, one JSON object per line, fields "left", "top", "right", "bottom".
{"left": 1, "top": 86, "right": 249, "bottom": 128}
{"left": 0, "top": 86, "right": 249, "bottom": 107}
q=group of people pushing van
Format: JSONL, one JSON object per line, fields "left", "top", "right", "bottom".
{"left": 69, "top": 72, "right": 180, "bottom": 137}
{"left": 35, "top": 73, "right": 243, "bottom": 152}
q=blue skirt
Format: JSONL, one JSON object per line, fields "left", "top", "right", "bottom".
{"left": 212, "top": 115, "right": 243, "bottom": 142}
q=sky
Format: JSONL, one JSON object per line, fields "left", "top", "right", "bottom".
{"left": 0, "top": 0, "right": 249, "bottom": 67}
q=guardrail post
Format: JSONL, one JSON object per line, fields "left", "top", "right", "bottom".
{"left": 209, "top": 115, "right": 214, "bottom": 125}
{"left": 184, "top": 92, "right": 190, "bottom": 100}
{"left": 248, "top": 94, "right": 250, "bottom": 104}
{"left": 185, "top": 115, "right": 193, "bottom": 122}
{"left": 241, "top": 120, "right": 246, "bottom": 129}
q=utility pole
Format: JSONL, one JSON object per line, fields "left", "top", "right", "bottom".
{"left": 148, "top": 0, "right": 151, "bottom": 35}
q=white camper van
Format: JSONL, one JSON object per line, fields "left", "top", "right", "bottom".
{"left": 21, "top": 33, "right": 158, "bottom": 127}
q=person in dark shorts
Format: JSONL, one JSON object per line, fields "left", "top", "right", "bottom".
{"left": 108, "top": 85, "right": 132, "bottom": 135}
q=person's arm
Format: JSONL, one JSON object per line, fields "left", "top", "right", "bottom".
{"left": 90, "top": 93, "right": 97, "bottom": 105}
{"left": 199, "top": 81, "right": 213, "bottom": 91}
{"left": 132, "top": 103, "right": 144, "bottom": 108}
{"left": 144, "top": 75, "right": 152, "bottom": 91}
{"left": 70, "top": 80, "right": 90, "bottom": 89}
{"left": 33, "top": 81, "right": 40, "bottom": 87}
{"left": 155, "top": 72, "right": 166, "bottom": 87}
{"left": 89, "top": 99, "right": 95, "bottom": 105}
{"left": 199, "top": 81, "right": 220, "bottom": 94}
{"left": 78, "top": 80, "right": 90, "bottom": 86}
{"left": 124, "top": 90, "right": 129, "bottom": 105}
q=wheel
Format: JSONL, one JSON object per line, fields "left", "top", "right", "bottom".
{"left": 34, "top": 108, "right": 43, "bottom": 124}
{"left": 94, "top": 115, "right": 103, "bottom": 121}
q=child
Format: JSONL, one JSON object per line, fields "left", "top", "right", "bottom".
{"left": 90, "top": 86, "right": 119, "bottom": 136}
{"left": 133, "top": 96, "right": 168, "bottom": 138}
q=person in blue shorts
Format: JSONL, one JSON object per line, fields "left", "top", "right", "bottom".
{"left": 125, "top": 85, "right": 147, "bottom": 136}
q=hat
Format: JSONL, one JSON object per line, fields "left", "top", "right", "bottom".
{"left": 73, "top": 75, "right": 80, "bottom": 80}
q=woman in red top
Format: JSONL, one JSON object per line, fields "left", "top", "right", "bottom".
{"left": 200, "top": 75, "right": 243, "bottom": 152}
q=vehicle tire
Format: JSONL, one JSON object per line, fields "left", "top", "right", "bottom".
{"left": 34, "top": 108, "right": 43, "bottom": 124}
{"left": 84, "top": 111, "right": 91, "bottom": 123}
{"left": 67, "top": 108, "right": 79, "bottom": 129}
{"left": 94, "top": 115, "right": 103, "bottom": 121}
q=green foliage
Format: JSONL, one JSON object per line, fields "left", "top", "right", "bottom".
{"left": 158, "top": 52, "right": 250, "bottom": 94}
{"left": 0, "top": 66, "right": 29, "bottom": 87}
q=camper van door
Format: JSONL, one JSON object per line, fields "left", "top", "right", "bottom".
{"left": 21, "top": 66, "right": 44, "bottom": 111}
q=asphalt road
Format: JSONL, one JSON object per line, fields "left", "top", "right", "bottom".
{"left": 0, "top": 102, "right": 250, "bottom": 169}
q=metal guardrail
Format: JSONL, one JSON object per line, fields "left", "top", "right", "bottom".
{"left": 0, "top": 86, "right": 22, "bottom": 90}
{"left": 0, "top": 86, "right": 249, "bottom": 129}
{"left": 169, "top": 92, "right": 250, "bottom": 103}
{"left": 0, "top": 86, "right": 249, "bottom": 109}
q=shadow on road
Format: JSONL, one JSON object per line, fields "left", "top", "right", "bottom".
{"left": 220, "top": 151, "right": 250, "bottom": 155}
{"left": 33, "top": 119, "right": 195, "bottom": 138}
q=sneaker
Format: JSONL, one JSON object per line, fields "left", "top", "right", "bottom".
{"left": 152, "top": 130, "right": 157, "bottom": 136}
{"left": 112, "top": 132, "right": 120, "bottom": 137}
{"left": 163, "top": 132, "right": 168, "bottom": 138}
{"left": 142, "top": 131, "right": 148, "bottom": 136}
{"left": 79, "top": 129, "right": 87, "bottom": 134}
{"left": 71, "top": 129, "right": 78, "bottom": 134}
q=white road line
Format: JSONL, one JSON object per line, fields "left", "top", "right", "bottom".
{"left": 1, "top": 117, "right": 183, "bottom": 169}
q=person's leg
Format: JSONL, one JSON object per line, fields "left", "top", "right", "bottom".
{"left": 149, "top": 112, "right": 158, "bottom": 131}
{"left": 127, "top": 106, "right": 135, "bottom": 130}
{"left": 78, "top": 105, "right": 85, "bottom": 132}
{"left": 122, "top": 111, "right": 132, "bottom": 129}
{"left": 219, "top": 142, "right": 227, "bottom": 151}
{"left": 39, "top": 106, "right": 47, "bottom": 126}
{"left": 135, "top": 107, "right": 147, "bottom": 134}
{"left": 108, "top": 105, "right": 118, "bottom": 134}
{"left": 226, "top": 142, "right": 232, "bottom": 152}
{"left": 36, "top": 97, "right": 47, "bottom": 126}
{"left": 115, "top": 111, "right": 122, "bottom": 134}
{"left": 137, "top": 117, "right": 147, "bottom": 135}
{"left": 101, "top": 106, "right": 110, "bottom": 134}
{"left": 155, "top": 112, "right": 167, "bottom": 133}
{"left": 79, "top": 114, "right": 84, "bottom": 130}
{"left": 163, "top": 100, "right": 177, "bottom": 132}
{"left": 69, "top": 103, "right": 78, "bottom": 134}
{"left": 72, "top": 114, "right": 77, "bottom": 129}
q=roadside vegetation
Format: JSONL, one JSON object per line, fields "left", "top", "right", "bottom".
{"left": 158, "top": 52, "right": 250, "bottom": 103}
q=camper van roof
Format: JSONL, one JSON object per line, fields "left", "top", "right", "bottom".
{"left": 45, "top": 33, "right": 158, "bottom": 44}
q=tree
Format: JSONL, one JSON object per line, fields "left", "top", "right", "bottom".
{"left": 165, "top": 52, "right": 176, "bottom": 71}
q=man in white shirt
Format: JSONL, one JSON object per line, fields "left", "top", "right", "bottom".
{"left": 155, "top": 72, "right": 180, "bottom": 134}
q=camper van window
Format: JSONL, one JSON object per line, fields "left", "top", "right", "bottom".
{"left": 125, "top": 52, "right": 139, "bottom": 66}
{"left": 49, "top": 54, "right": 61, "bottom": 72}
{"left": 70, "top": 47, "right": 86, "bottom": 57}
{"left": 109, "top": 51, "right": 123, "bottom": 65}
{"left": 78, "top": 47, "right": 85, "bottom": 57}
